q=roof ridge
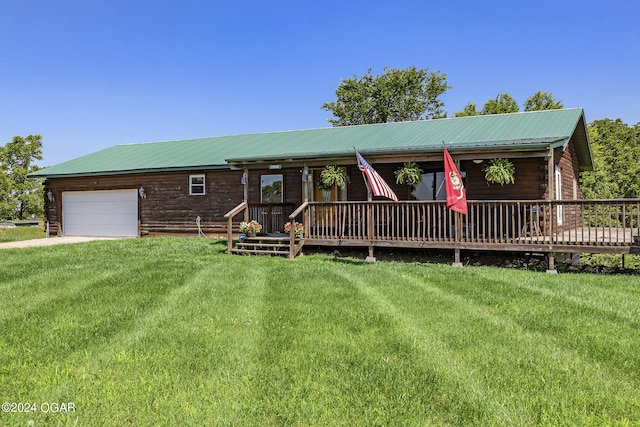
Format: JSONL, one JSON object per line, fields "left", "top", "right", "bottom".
{"left": 115, "top": 108, "right": 584, "bottom": 147}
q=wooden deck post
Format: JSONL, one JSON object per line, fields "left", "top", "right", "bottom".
{"left": 546, "top": 252, "right": 558, "bottom": 274}
{"left": 366, "top": 201, "right": 376, "bottom": 263}
{"left": 452, "top": 211, "right": 463, "bottom": 267}
{"left": 452, "top": 248, "right": 463, "bottom": 267}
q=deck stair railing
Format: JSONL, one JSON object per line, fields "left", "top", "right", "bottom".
{"left": 224, "top": 201, "right": 302, "bottom": 257}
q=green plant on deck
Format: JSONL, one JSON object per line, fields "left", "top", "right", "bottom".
{"left": 483, "top": 158, "right": 515, "bottom": 185}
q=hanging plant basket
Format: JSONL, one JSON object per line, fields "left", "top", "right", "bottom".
{"left": 394, "top": 162, "right": 423, "bottom": 187}
{"left": 483, "top": 158, "right": 515, "bottom": 185}
{"left": 318, "top": 165, "right": 349, "bottom": 190}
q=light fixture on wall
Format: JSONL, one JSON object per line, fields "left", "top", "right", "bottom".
{"left": 473, "top": 159, "right": 483, "bottom": 164}
{"left": 47, "top": 190, "right": 55, "bottom": 202}
{"left": 241, "top": 171, "right": 248, "bottom": 185}
{"left": 138, "top": 186, "right": 146, "bottom": 199}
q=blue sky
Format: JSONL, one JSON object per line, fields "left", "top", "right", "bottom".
{"left": 2, "top": 0, "right": 638, "bottom": 166}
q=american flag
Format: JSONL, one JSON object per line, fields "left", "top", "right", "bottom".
{"left": 355, "top": 151, "right": 398, "bottom": 201}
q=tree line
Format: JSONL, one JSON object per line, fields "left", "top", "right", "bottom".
{"left": 2, "top": 67, "right": 638, "bottom": 220}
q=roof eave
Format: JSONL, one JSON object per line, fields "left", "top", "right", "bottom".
{"left": 28, "top": 164, "right": 231, "bottom": 179}
{"left": 226, "top": 138, "right": 568, "bottom": 164}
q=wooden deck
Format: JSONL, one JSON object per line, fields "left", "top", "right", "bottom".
{"left": 226, "top": 199, "right": 640, "bottom": 258}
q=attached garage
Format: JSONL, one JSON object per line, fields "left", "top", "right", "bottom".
{"left": 62, "top": 190, "right": 139, "bottom": 237}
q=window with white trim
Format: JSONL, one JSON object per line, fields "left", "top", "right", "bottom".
{"left": 189, "top": 174, "right": 206, "bottom": 195}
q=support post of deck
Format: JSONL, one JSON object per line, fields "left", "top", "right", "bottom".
{"left": 452, "top": 211, "right": 463, "bottom": 267}
{"left": 546, "top": 252, "right": 558, "bottom": 274}
{"left": 365, "top": 188, "right": 376, "bottom": 263}
{"left": 366, "top": 246, "right": 376, "bottom": 263}
{"left": 452, "top": 248, "right": 463, "bottom": 268}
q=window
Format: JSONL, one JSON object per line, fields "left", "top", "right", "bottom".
{"left": 261, "top": 174, "right": 283, "bottom": 203}
{"left": 412, "top": 172, "right": 447, "bottom": 201}
{"left": 189, "top": 174, "right": 205, "bottom": 195}
{"left": 555, "top": 166, "right": 563, "bottom": 225}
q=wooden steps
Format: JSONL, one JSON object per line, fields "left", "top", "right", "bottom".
{"left": 231, "top": 235, "right": 303, "bottom": 257}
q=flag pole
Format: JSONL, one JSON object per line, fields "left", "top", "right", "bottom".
{"left": 355, "top": 147, "right": 376, "bottom": 262}
{"left": 443, "top": 141, "right": 463, "bottom": 267}
{"left": 354, "top": 147, "right": 373, "bottom": 201}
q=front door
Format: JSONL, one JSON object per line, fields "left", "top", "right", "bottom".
{"left": 310, "top": 168, "right": 348, "bottom": 234}
{"left": 310, "top": 168, "right": 347, "bottom": 202}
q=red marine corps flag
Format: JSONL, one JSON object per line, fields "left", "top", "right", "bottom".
{"left": 443, "top": 145, "right": 467, "bottom": 215}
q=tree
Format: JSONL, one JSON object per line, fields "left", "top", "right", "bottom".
{"left": 524, "top": 91, "right": 564, "bottom": 111}
{"left": 481, "top": 93, "right": 520, "bottom": 115}
{"left": 457, "top": 91, "right": 564, "bottom": 116}
{"left": 0, "top": 135, "right": 44, "bottom": 220}
{"left": 581, "top": 119, "right": 640, "bottom": 199}
{"left": 454, "top": 101, "right": 479, "bottom": 117}
{"left": 322, "top": 66, "right": 451, "bottom": 126}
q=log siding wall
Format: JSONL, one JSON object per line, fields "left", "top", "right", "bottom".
{"left": 44, "top": 170, "right": 244, "bottom": 236}
{"left": 42, "top": 141, "right": 585, "bottom": 237}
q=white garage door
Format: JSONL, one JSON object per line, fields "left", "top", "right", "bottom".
{"left": 62, "top": 190, "right": 138, "bottom": 237}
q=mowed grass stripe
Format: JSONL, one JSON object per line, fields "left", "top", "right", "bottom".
{"left": 50, "top": 263, "right": 270, "bottom": 426}
{"left": 247, "top": 260, "right": 447, "bottom": 426}
{"left": 424, "top": 267, "right": 640, "bottom": 382}
{"left": 1, "top": 238, "right": 639, "bottom": 426}
{"left": 356, "top": 263, "right": 640, "bottom": 424}
{"left": 2, "top": 241, "right": 209, "bottom": 404}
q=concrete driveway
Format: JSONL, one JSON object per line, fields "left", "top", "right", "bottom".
{"left": 0, "top": 236, "right": 124, "bottom": 249}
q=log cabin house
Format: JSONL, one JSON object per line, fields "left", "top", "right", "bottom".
{"left": 30, "top": 108, "right": 639, "bottom": 270}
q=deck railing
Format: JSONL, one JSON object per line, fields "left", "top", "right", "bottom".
{"left": 247, "top": 203, "right": 293, "bottom": 234}
{"left": 289, "top": 199, "right": 640, "bottom": 253}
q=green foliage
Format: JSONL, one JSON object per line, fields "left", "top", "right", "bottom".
{"left": 322, "top": 66, "right": 451, "bottom": 126}
{"left": 394, "top": 162, "right": 423, "bottom": 187}
{"left": 524, "top": 90, "right": 564, "bottom": 111}
{"left": 0, "top": 135, "right": 44, "bottom": 220}
{"left": 483, "top": 158, "right": 516, "bottom": 185}
{"left": 581, "top": 253, "right": 640, "bottom": 269}
{"left": 1, "top": 238, "right": 639, "bottom": 425}
{"left": 454, "top": 101, "right": 479, "bottom": 117}
{"left": 457, "top": 91, "right": 563, "bottom": 117}
{"left": 319, "top": 165, "right": 349, "bottom": 190}
{"left": 481, "top": 93, "right": 520, "bottom": 115}
{"left": 581, "top": 119, "right": 640, "bottom": 199}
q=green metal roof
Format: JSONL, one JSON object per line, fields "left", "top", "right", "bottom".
{"left": 31, "top": 108, "right": 592, "bottom": 178}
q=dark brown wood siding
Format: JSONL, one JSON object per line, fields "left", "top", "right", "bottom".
{"left": 464, "top": 158, "right": 548, "bottom": 200}
{"left": 556, "top": 139, "right": 583, "bottom": 230}
{"left": 44, "top": 170, "right": 245, "bottom": 235}
{"left": 41, "top": 146, "right": 585, "bottom": 236}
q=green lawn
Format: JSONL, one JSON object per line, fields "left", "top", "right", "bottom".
{"left": 0, "top": 225, "right": 45, "bottom": 243}
{"left": 1, "top": 238, "right": 639, "bottom": 426}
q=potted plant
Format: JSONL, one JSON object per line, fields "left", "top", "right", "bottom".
{"left": 483, "top": 158, "right": 515, "bottom": 185}
{"left": 394, "top": 162, "right": 423, "bottom": 198}
{"left": 239, "top": 220, "right": 262, "bottom": 236}
{"left": 318, "top": 166, "right": 349, "bottom": 201}
{"left": 284, "top": 221, "right": 304, "bottom": 238}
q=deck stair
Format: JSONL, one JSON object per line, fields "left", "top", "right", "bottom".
{"left": 231, "top": 234, "right": 303, "bottom": 257}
